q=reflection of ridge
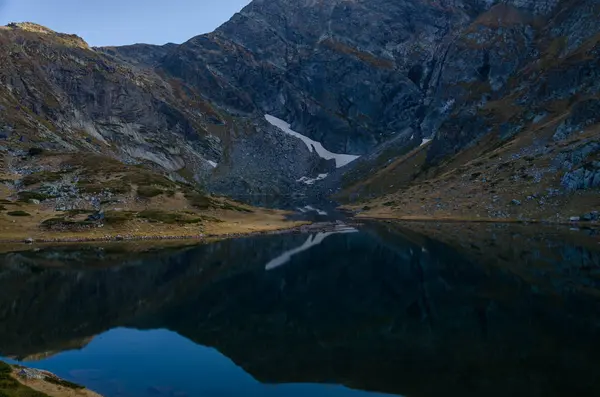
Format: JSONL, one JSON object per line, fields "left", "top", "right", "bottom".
{"left": 0, "top": 226, "right": 599, "bottom": 397}
{"left": 11, "top": 335, "right": 96, "bottom": 362}
{"left": 265, "top": 226, "right": 358, "bottom": 270}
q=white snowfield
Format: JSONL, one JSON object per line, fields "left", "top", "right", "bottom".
{"left": 265, "top": 114, "right": 360, "bottom": 168}
{"left": 207, "top": 160, "right": 218, "bottom": 168}
{"left": 420, "top": 138, "right": 432, "bottom": 147}
{"left": 265, "top": 225, "right": 359, "bottom": 270}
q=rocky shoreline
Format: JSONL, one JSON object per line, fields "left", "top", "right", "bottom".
{"left": 1, "top": 360, "right": 103, "bottom": 397}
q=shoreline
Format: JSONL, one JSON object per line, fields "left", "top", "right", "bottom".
{"left": 0, "top": 221, "right": 314, "bottom": 245}
{"left": 353, "top": 214, "right": 600, "bottom": 227}
{"left": 1, "top": 212, "right": 597, "bottom": 248}
{"left": 1, "top": 360, "right": 103, "bottom": 397}
{"left": 0, "top": 221, "right": 373, "bottom": 251}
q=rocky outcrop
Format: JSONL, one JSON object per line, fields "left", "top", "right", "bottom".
{"left": 0, "top": 23, "right": 221, "bottom": 175}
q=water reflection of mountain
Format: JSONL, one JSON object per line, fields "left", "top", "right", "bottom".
{"left": 0, "top": 225, "right": 599, "bottom": 397}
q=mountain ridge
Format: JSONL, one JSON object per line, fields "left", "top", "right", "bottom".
{"left": 0, "top": 0, "right": 598, "bottom": 221}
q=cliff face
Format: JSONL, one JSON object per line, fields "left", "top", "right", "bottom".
{"left": 1, "top": 0, "right": 599, "bottom": 212}
{"left": 0, "top": 23, "right": 225, "bottom": 173}
{"left": 111, "top": 0, "right": 600, "bottom": 211}
{"left": 158, "top": 0, "right": 564, "bottom": 154}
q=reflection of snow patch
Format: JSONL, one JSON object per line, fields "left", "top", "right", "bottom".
{"left": 265, "top": 225, "right": 359, "bottom": 270}
{"left": 302, "top": 205, "right": 328, "bottom": 215}
{"left": 207, "top": 160, "right": 218, "bottom": 168}
{"left": 297, "top": 173, "right": 328, "bottom": 185}
{"left": 265, "top": 114, "right": 360, "bottom": 168}
{"left": 420, "top": 138, "right": 432, "bottom": 147}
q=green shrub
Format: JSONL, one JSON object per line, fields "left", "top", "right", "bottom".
{"left": 104, "top": 211, "right": 136, "bottom": 225}
{"left": 7, "top": 211, "right": 31, "bottom": 217}
{"left": 43, "top": 376, "right": 84, "bottom": 390}
{"left": 220, "top": 202, "right": 253, "bottom": 213}
{"left": 21, "top": 172, "right": 63, "bottom": 186}
{"left": 0, "top": 362, "right": 11, "bottom": 375}
{"left": 123, "top": 172, "right": 176, "bottom": 189}
{"left": 78, "top": 179, "right": 131, "bottom": 195}
{"left": 137, "top": 185, "right": 163, "bottom": 198}
{"left": 17, "top": 191, "right": 53, "bottom": 202}
{"left": 137, "top": 210, "right": 203, "bottom": 224}
{"left": 185, "top": 192, "right": 213, "bottom": 209}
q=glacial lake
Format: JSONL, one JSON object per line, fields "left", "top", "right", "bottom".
{"left": 0, "top": 221, "right": 599, "bottom": 397}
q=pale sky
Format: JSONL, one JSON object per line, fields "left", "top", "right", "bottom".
{"left": 0, "top": 0, "right": 251, "bottom": 46}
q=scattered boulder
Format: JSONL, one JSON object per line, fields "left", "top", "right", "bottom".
{"left": 86, "top": 210, "right": 105, "bottom": 222}
{"left": 17, "top": 368, "right": 46, "bottom": 380}
{"left": 581, "top": 211, "right": 599, "bottom": 221}
{"left": 511, "top": 199, "right": 521, "bottom": 206}
{"left": 24, "top": 237, "right": 34, "bottom": 244}
{"left": 569, "top": 216, "right": 580, "bottom": 222}
{"left": 28, "top": 199, "right": 41, "bottom": 205}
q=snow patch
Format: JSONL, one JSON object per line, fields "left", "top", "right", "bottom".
{"left": 207, "top": 160, "right": 218, "bottom": 168}
{"left": 265, "top": 114, "right": 360, "bottom": 168}
{"left": 297, "top": 173, "right": 328, "bottom": 185}
{"left": 265, "top": 225, "right": 359, "bottom": 270}
{"left": 296, "top": 205, "right": 328, "bottom": 215}
{"left": 420, "top": 138, "right": 432, "bottom": 147}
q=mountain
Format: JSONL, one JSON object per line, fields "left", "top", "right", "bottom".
{"left": 1, "top": 0, "right": 599, "bottom": 219}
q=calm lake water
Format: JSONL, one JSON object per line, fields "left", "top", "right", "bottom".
{"left": 0, "top": 221, "right": 599, "bottom": 397}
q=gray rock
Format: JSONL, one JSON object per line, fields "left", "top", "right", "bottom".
{"left": 24, "top": 237, "right": 34, "bottom": 244}
{"left": 86, "top": 210, "right": 105, "bottom": 222}
{"left": 570, "top": 216, "right": 580, "bottom": 222}
{"left": 17, "top": 368, "right": 45, "bottom": 380}
{"left": 511, "top": 199, "right": 522, "bottom": 206}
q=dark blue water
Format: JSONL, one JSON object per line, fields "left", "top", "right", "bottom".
{"left": 0, "top": 222, "right": 599, "bottom": 397}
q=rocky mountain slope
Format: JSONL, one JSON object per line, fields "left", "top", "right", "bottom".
{"left": 0, "top": 0, "right": 599, "bottom": 219}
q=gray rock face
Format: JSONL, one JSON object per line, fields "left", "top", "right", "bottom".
{"left": 0, "top": 23, "right": 221, "bottom": 182}
{"left": 561, "top": 162, "right": 600, "bottom": 191}
{"left": 155, "top": 0, "right": 599, "bottom": 199}
{"left": 160, "top": 0, "right": 486, "bottom": 153}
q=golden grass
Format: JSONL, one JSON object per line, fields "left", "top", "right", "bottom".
{"left": 342, "top": 115, "right": 600, "bottom": 223}
{"left": 0, "top": 201, "right": 307, "bottom": 244}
